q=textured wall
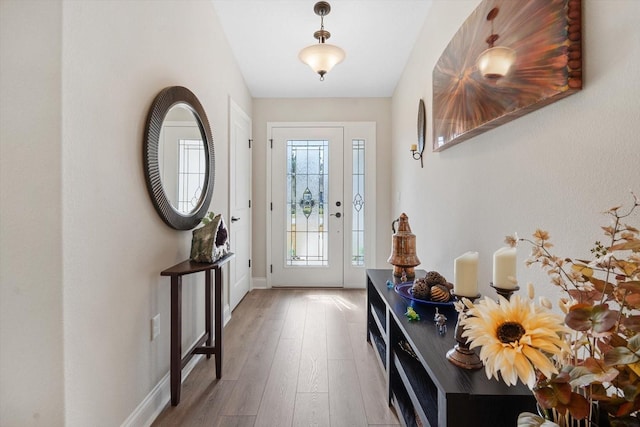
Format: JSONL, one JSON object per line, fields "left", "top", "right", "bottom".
{"left": 0, "top": 1, "right": 65, "bottom": 425}
{"left": 391, "top": 0, "right": 640, "bottom": 301}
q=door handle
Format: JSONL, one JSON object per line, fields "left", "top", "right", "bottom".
{"left": 231, "top": 216, "right": 240, "bottom": 222}
{"left": 330, "top": 212, "right": 342, "bottom": 218}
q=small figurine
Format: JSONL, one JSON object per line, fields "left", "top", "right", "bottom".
{"left": 386, "top": 280, "right": 394, "bottom": 289}
{"left": 434, "top": 307, "right": 447, "bottom": 335}
{"left": 405, "top": 306, "right": 420, "bottom": 321}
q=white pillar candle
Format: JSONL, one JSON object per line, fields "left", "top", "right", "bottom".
{"left": 454, "top": 251, "right": 479, "bottom": 297}
{"left": 493, "top": 246, "right": 517, "bottom": 289}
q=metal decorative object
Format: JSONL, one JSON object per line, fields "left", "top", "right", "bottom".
{"left": 434, "top": 307, "right": 447, "bottom": 335}
{"left": 490, "top": 282, "right": 520, "bottom": 301}
{"left": 387, "top": 213, "right": 421, "bottom": 279}
{"left": 433, "top": 0, "right": 582, "bottom": 151}
{"left": 446, "top": 293, "right": 482, "bottom": 370}
{"left": 298, "top": 1, "right": 346, "bottom": 81}
{"left": 411, "top": 99, "right": 426, "bottom": 168}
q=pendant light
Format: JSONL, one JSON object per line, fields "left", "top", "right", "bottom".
{"left": 298, "top": 1, "right": 346, "bottom": 81}
{"left": 477, "top": 7, "right": 516, "bottom": 80}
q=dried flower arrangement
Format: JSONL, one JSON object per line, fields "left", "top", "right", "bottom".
{"left": 459, "top": 194, "right": 640, "bottom": 427}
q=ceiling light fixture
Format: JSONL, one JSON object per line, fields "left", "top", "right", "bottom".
{"left": 477, "top": 7, "right": 516, "bottom": 80}
{"left": 298, "top": 1, "right": 345, "bottom": 81}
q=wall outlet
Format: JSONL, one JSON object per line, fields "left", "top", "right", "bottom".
{"left": 151, "top": 314, "right": 160, "bottom": 341}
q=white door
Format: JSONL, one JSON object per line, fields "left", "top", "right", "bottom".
{"left": 269, "top": 123, "right": 376, "bottom": 288}
{"left": 229, "top": 100, "right": 251, "bottom": 310}
{"left": 270, "top": 127, "right": 345, "bottom": 287}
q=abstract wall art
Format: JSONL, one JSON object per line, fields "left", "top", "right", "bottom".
{"left": 432, "top": 0, "right": 582, "bottom": 151}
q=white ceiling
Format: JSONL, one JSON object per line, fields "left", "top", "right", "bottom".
{"left": 211, "top": 0, "right": 433, "bottom": 98}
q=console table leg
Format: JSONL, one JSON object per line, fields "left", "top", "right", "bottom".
{"left": 215, "top": 268, "right": 223, "bottom": 379}
{"left": 205, "top": 270, "right": 212, "bottom": 359}
{"left": 170, "top": 276, "right": 182, "bottom": 406}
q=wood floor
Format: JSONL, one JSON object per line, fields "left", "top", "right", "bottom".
{"left": 152, "top": 288, "right": 399, "bottom": 427}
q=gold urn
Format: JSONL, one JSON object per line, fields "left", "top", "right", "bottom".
{"left": 387, "top": 213, "right": 421, "bottom": 279}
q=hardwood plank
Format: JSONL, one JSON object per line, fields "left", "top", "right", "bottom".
{"left": 265, "top": 288, "right": 293, "bottom": 320}
{"left": 297, "top": 296, "right": 328, "bottom": 393}
{"left": 214, "top": 415, "right": 256, "bottom": 427}
{"left": 328, "top": 359, "right": 368, "bottom": 427}
{"left": 151, "top": 375, "right": 230, "bottom": 427}
{"left": 254, "top": 337, "right": 302, "bottom": 427}
{"left": 222, "top": 292, "right": 269, "bottom": 380}
{"left": 341, "top": 289, "right": 367, "bottom": 324}
{"left": 152, "top": 288, "right": 394, "bottom": 427}
{"left": 280, "top": 290, "right": 307, "bottom": 340}
{"left": 219, "top": 378, "right": 264, "bottom": 417}
{"left": 348, "top": 322, "right": 399, "bottom": 426}
{"left": 221, "top": 319, "right": 283, "bottom": 415}
{"left": 188, "top": 379, "right": 237, "bottom": 427}
{"left": 292, "top": 392, "right": 330, "bottom": 427}
{"left": 326, "top": 300, "right": 354, "bottom": 360}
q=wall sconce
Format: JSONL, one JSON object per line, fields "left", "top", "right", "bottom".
{"left": 298, "top": 1, "right": 346, "bottom": 81}
{"left": 411, "top": 99, "right": 426, "bottom": 168}
{"left": 410, "top": 145, "right": 423, "bottom": 167}
{"left": 477, "top": 7, "right": 516, "bottom": 80}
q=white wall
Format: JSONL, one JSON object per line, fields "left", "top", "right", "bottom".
{"left": 391, "top": 0, "right": 640, "bottom": 301}
{"left": 251, "top": 98, "right": 392, "bottom": 281}
{"left": 0, "top": 1, "right": 65, "bottom": 425}
{"left": 1, "top": 1, "right": 251, "bottom": 426}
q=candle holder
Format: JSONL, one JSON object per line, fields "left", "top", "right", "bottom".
{"left": 446, "top": 293, "right": 483, "bottom": 370}
{"left": 410, "top": 146, "right": 424, "bottom": 168}
{"left": 490, "top": 283, "right": 520, "bottom": 301}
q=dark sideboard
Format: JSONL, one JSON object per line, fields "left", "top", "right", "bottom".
{"left": 366, "top": 269, "right": 536, "bottom": 427}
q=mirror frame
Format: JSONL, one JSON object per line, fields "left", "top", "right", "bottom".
{"left": 143, "top": 86, "right": 215, "bottom": 230}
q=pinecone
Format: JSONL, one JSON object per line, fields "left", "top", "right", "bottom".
{"left": 411, "top": 278, "right": 430, "bottom": 299}
{"left": 424, "top": 271, "right": 448, "bottom": 287}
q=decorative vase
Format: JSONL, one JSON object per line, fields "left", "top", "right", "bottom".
{"left": 538, "top": 404, "right": 610, "bottom": 427}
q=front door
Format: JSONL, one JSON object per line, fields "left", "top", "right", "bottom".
{"left": 271, "top": 127, "right": 344, "bottom": 287}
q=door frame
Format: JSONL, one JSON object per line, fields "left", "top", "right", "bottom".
{"left": 266, "top": 122, "right": 377, "bottom": 288}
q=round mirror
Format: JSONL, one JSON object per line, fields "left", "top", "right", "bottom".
{"left": 143, "top": 86, "right": 215, "bottom": 230}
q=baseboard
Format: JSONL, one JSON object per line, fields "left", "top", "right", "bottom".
{"left": 120, "top": 352, "right": 203, "bottom": 427}
{"left": 344, "top": 281, "right": 366, "bottom": 289}
{"left": 224, "top": 303, "right": 232, "bottom": 326}
{"left": 252, "top": 276, "right": 267, "bottom": 289}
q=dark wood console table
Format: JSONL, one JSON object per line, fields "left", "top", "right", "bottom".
{"left": 161, "top": 253, "right": 234, "bottom": 406}
{"left": 366, "top": 269, "right": 536, "bottom": 426}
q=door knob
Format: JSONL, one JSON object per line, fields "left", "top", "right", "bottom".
{"left": 330, "top": 212, "right": 342, "bottom": 218}
{"left": 231, "top": 216, "right": 240, "bottom": 222}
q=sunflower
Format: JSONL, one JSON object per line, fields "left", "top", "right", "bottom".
{"left": 461, "top": 295, "right": 569, "bottom": 388}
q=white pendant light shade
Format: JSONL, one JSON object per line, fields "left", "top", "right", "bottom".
{"left": 299, "top": 2, "right": 345, "bottom": 81}
{"left": 477, "top": 46, "right": 516, "bottom": 80}
{"left": 299, "top": 43, "right": 346, "bottom": 78}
